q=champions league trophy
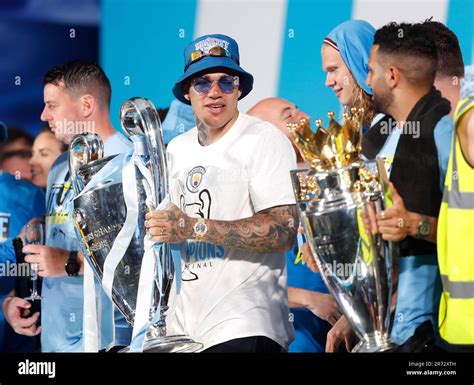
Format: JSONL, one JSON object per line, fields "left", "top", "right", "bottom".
{"left": 68, "top": 97, "right": 202, "bottom": 352}
{"left": 288, "top": 108, "right": 397, "bottom": 352}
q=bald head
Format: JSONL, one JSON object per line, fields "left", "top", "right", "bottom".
{"left": 248, "top": 97, "right": 309, "bottom": 163}
{"left": 248, "top": 97, "right": 310, "bottom": 138}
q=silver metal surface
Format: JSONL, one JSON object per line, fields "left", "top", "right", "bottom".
{"left": 291, "top": 162, "right": 396, "bottom": 352}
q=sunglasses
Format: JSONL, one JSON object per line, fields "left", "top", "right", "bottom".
{"left": 191, "top": 75, "right": 239, "bottom": 94}
{"left": 185, "top": 46, "right": 239, "bottom": 71}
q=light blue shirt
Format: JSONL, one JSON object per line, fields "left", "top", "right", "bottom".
{"left": 162, "top": 99, "right": 195, "bottom": 144}
{"left": 434, "top": 115, "right": 454, "bottom": 190}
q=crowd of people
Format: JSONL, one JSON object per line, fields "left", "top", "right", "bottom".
{"left": 0, "top": 18, "right": 472, "bottom": 353}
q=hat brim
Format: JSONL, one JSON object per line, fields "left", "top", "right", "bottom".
{"left": 173, "top": 56, "right": 254, "bottom": 105}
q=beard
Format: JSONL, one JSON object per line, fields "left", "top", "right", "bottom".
{"left": 372, "top": 81, "right": 394, "bottom": 115}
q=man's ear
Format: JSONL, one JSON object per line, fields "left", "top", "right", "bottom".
{"left": 184, "top": 94, "right": 190, "bottom": 101}
{"left": 80, "top": 94, "right": 95, "bottom": 118}
{"left": 387, "top": 65, "right": 400, "bottom": 89}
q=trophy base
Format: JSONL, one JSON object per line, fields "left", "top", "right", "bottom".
{"left": 119, "top": 335, "right": 203, "bottom": 353}
{"left": 351, "top": 337, "right": 396, "bottom": 353}
{"left": 144, "top": 335, "right": 203, "bottom": 353}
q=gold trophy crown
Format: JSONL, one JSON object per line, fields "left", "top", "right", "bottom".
{"left": 287, "top": 107, "right": 364, "bottom": 170}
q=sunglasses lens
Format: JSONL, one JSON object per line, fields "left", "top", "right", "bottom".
{"left": 217, "top": 76, "right": 236, "bottom": 93}
{"left": 209, "top": 46, "right": 227, "bottom": 57}
{"left": 192, "top": 77, "right": 212, "bottom": 93}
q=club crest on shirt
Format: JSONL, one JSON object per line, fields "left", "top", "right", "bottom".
{"left": 186, "top": 166, "right": 206, "bottom": 193}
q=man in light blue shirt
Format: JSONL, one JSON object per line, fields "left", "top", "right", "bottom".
{"left": 3, "top": 61, "right": 132, "bottom": 352}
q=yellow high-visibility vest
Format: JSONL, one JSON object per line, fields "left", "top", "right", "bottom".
{"left": 437, "top": 97, "right": 474, "bottom": 345}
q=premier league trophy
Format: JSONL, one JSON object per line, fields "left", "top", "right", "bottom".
{"left": 288, "top": 108, "right": 397, "bottom": 352}
{"left": 68, "top": 97, "right": 202, "bottom": 352}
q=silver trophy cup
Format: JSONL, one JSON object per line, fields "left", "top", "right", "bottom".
{"left": 291, "top": 160, "right": 396, "bottom": 352}
{"left": 69, "top": 97, "right": 202, "bottom": 352}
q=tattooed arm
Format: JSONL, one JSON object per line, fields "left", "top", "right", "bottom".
{"left": 145, "top": 204, "right": 299, "bottom": 253}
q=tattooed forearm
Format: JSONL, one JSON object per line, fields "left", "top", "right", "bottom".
{"left": 197, "top": 118, "right": 209, "bottom": 146}
{"left": 146, "top": 204, "right": 299, "bottom": 252}
{"left": 196, "top": 205, "right": 299, "bottom": 253}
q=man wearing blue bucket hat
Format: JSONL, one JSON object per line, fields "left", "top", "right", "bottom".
{"left": 146, "top": 34, "right": 298, "bottom": 352}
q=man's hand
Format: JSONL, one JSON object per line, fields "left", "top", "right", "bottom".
{"left": 298, "top": 227, "right": 319, "bottom": 273}
{"left": 306, "top": 292, "right": 342, "bottom": 325}
{"left": 361, "top": 201, "right": 379, "bottom": 236}
{"left": 145, "top": 203, "right": 194, "bottom": 243}
{"left": 301, "top": 242, "right": 319, "bottom": 273}
{"left": 376, "top": 182, "right": 411, "bottom": 241}
{"left": 326, "top": 315, "right": 354, "bottom": 352}
{"left": 2, "top": 297, "right": 41, "bottom": 337}
{"left": 23, "top": 245, "right": 69, "bottom": 277}
{"left": 376, "top": 182, "right": 437, "bottom": 243}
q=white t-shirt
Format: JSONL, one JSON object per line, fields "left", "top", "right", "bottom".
{"left": 166, "top": 112, "right": 297, "bottom": 350}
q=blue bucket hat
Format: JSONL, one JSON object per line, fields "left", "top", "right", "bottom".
{"left": 172, "top": 34, "right": 254, "bottom": 105}
{"left": 0, "top": 122, "right": 7, "bottom": 144}
{"left": 324, "top": 20, "right": 375, "bottom": 96}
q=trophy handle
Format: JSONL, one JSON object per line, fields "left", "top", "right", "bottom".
{"left": 68, "top": 133, "right": 104, "bottom": 194}
{"left": 120, "top": 98, "right": 169, "bottom": 206}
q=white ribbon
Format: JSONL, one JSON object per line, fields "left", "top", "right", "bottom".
{"left": 83, "top": 260, "right": 99, "bottom": 352}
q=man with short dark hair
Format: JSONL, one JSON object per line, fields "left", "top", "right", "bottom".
{"left": 421, "top": 20, "right": 465, "bottom": 116}
{"left": 3, "top": 60, "right": 132, "bottom": 352}
{"left": 146, "top": 34, "right": 298, "bottom": 352}
{"left": 0, "top": 126, "right": 34, "bottom": 182}
{"left": 363, "top": 22, "right": 454, "bottom": 348}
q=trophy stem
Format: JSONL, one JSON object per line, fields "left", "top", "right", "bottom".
{"left": 150, "top": 305, "right": 169, "bottom": 338}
